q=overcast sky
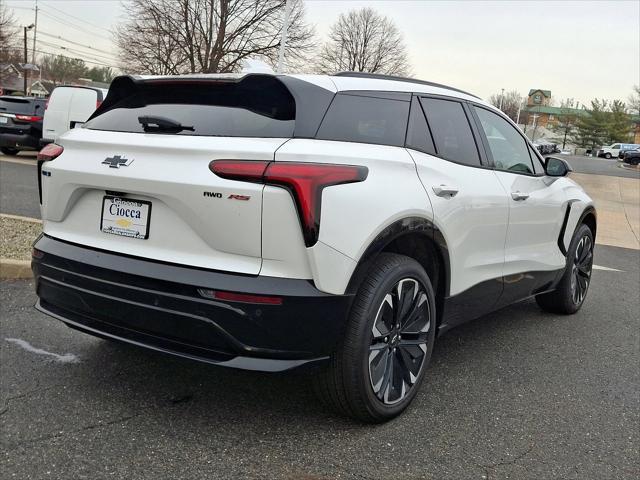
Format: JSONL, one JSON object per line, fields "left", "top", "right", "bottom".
{"left": 7, "top": 0, "right": 640, "bottom": 105}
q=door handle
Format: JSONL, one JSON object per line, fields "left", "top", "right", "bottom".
{"left": 432, "top": 184, "right": 459, "bottom": 197}
{"left": 511, "top": 191, "right": 530, "bottom": 201}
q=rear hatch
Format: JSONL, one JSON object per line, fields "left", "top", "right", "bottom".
{"left": 0, "top": 96, "right": 45, "bottom": 134}
{"left": 40, "top": 75, "right": 296, "bottom": 274}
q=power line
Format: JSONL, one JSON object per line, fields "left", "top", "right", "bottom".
{"left": 39, "top": 1, "right": 113, "bottom": 34}
{"left": 37, "top": 39, "right": 119, "bottom": 65}
{"left": 38, "top": 31, "right": 118, "bottom": 59}
{"left": 6, "top": 46, "right": 119, "bottom": 69}
{"left": 37, "top": 9, "right": 113, "bottom": 42}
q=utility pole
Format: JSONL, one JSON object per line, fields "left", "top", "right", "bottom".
{"left": 31, "top": 0, "right": 38, "bottom": 64}
{"left": 22, "top": 24, "right": 35, "bottom": 95}
{"left": 276, "top": 0, "right": 293, "bottom": 73}
{"left": 23, "top": 26, "right": 28, "bottom": 95}
{"left": 499, "top": 88, "right": 505, "bottom": 111}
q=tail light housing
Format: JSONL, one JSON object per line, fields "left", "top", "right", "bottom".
{"left": 15, "top": 115, "right": 43, "bottom": 122}
{"left": 210, "top": 160, "right": 368, "bottom": 246}
{"left": 37, "top": 144, "right": 64, "bottom": 204}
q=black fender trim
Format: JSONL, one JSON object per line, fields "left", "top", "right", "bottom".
{"left": 347, "top": 216, "right": 450, "bottom": 297}
{"left": 558, "top": 203, "right": 596, "bottom": 256}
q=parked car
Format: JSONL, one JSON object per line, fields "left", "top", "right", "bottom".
{"left": 620, "top": 149, "right": 640, "bottom": 165}
{"left": 597, "top": 143, "right": 640, "bottom": 159}
{"left": 41, "top": 85, "right": 108, "bottom": 146}
{"left": 0, "top": 95, "right": 47, "bottom": 155}
{"left": 32, "top": 72, "right": 596, "bottom": 422}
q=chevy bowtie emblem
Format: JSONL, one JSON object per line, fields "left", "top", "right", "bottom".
{"left": 102, "top": 155, "right": 133, "bottom": 168}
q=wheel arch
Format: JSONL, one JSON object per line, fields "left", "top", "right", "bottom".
{"left": 345, "top": 216, "right": 450, "bottom": 326}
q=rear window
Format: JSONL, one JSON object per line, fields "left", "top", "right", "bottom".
{"left": 316, "top": 93, "right": 410, "bottom": 146}
{"left": 0, "top": 97, "right": 45, "bottom": 115}
{"left": 85, "top": 77, "right": 295, "bottom": 137}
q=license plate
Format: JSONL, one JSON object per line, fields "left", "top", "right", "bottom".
{"left": 0, "top": 117, "right": 8, "bottom": 124}
{"left": 100, "top": 196, "right": 151, "bottom": 239}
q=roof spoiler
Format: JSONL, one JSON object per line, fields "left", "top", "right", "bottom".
{"left": 88, "top": 73, "right": 270, "bottom": 121}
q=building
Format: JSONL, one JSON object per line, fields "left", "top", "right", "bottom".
{"left": 527, "top": 89, "right": 552, "bottom": 107}
{"left": 522, "top": 88, "right": 640, "bottom": 143}
{"left": 0, "top": 63, "right": 51, "bottom": 97}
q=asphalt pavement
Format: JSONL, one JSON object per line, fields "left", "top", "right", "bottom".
{"left": 0, "top": 154, "right": 40, "bottom": 219}
{"left": 1, "top": 244, "right": 638, "bottom": 479}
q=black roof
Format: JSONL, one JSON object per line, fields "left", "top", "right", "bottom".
{"left": 333, "top": 72, "right": 480, "bottom": 99}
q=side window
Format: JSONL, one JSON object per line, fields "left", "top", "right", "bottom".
{"left": 474, "top": 106, "right": 535, "bottom": 174}
{"left": 316, "top": 93, "right": 410, "bottom": 146}
{"left": 612, "top": 144, "right": 620, "bottom": 149}
{"left": 420, "top": 97, "right": 480, "bottom": 166}
{"left": 405, "top": 97, "right": 435, "bottom": 155}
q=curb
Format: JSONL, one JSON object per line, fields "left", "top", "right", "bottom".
{"left": 0, "top": 259, "right": 33, "bottom": 279}
{"left": 0, "top": 213, "right": 42, "bottom": 224}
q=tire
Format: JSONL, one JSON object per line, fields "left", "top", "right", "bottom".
{"left": 604, "top": 153, "right": 612, "bottom": 159}
{"left": 314, "top": 253, "right": 437, "bottom": 423}
{"left": 1, "top": 147, "right": 20, "bottom": 156}
{"left": 536, "top": 224, "right": 594, "bottom": 314}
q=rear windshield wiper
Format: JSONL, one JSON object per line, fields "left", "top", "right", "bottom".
{"left": 137, "top": 115, "right": 194, "bottom": 133}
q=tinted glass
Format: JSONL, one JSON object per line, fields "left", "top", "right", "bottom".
{"left": 85, "top": 78, "right": 295, "bottom": 137}
{"left": 420, "top": 98, "right": 480, "bottom": 166}
{"left": 316, "top": 94, "right": 409, "bottom": 146}
{"left": 0, "top": 97, "right": 45, "bottom": 115}
{"left": 474, "top": 106, "right": 534, "bottom": 174}
{"left": 406, "top": 97, "right": 435, "bottom": 155}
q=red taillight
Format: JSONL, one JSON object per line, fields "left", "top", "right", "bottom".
{"left": 198, "top": 288, "right": 283, "bottom": 305}
{"left": 209, "top": 160, "right": 368, "bottom": 246}
{"left": 15, "top": 114, "right": 43, "bottom": 122}
{"left": 37, "top": 143, "right": 64, "bottom": 161}
{"left": 209, "top": 160, "right": 269, "bottom": 183}
{"left": 96, "top": 100, "right": 102, "bottom": 110}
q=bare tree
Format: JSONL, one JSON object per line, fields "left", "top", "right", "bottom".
{"left": 489, "top": 90, "right": 523, "bottom": 122}
{"left": 0, "top": 0, "right": 19, "bottom": 80}
{"left": 115, "top": 0, "right": 314, "bottom": 75}
{"left": 315, "top": 8, "right": 411, "bottom": 76}
{"left": 551, "top": 98, "right": 579, "bottom": 149}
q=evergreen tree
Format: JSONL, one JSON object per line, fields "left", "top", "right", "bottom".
{"left": 605, "top": 100, "right": 633, "bottom": 144}
{"left": 570, "top": 99, "right": 609, "bottom": 150}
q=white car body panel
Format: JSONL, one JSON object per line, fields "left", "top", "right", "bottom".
{"left": 408, "top": 151, "right": 509, "bottom": 295}
{"left": 274, "top": 139, "right": 432, "bottom": 294}
{"left": 42, "top": 129, "right": 289, "bottom": 274}
{"left": 493, "top": 171, "right": 568, "bottom": 275}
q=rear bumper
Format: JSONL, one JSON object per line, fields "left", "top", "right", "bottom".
{"left": 0, "top": 132, "right": 40, "bottom": 149}
{"left": 32, "top": 235, "right": 352, "bottom": 372}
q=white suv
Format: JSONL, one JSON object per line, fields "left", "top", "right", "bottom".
{"left": 32, "top": 72, "right": 596, "bottom": 422}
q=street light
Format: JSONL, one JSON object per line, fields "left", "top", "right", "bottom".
{"left": 499, "top": 88, "right": 505, "bottom": 110}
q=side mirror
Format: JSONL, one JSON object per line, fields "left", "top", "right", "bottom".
{"left": 545, "top": 156, "right": 573, "bottom": 177}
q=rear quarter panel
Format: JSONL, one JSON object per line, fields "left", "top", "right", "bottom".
{"left": 273, "top": 139, "right": 433, "bottom": 294}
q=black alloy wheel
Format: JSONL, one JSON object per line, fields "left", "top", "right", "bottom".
{"left": 314, "top": 253, "right": 436, "bottom": 423}
{"left": 536, "top": 223, "right": 594, "bottom": 314}
{"left": 368, "top": 278, "right": 430, "bottom": 405}
{"left": 570, "top": 234, "right": 593, "bottom": 305}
